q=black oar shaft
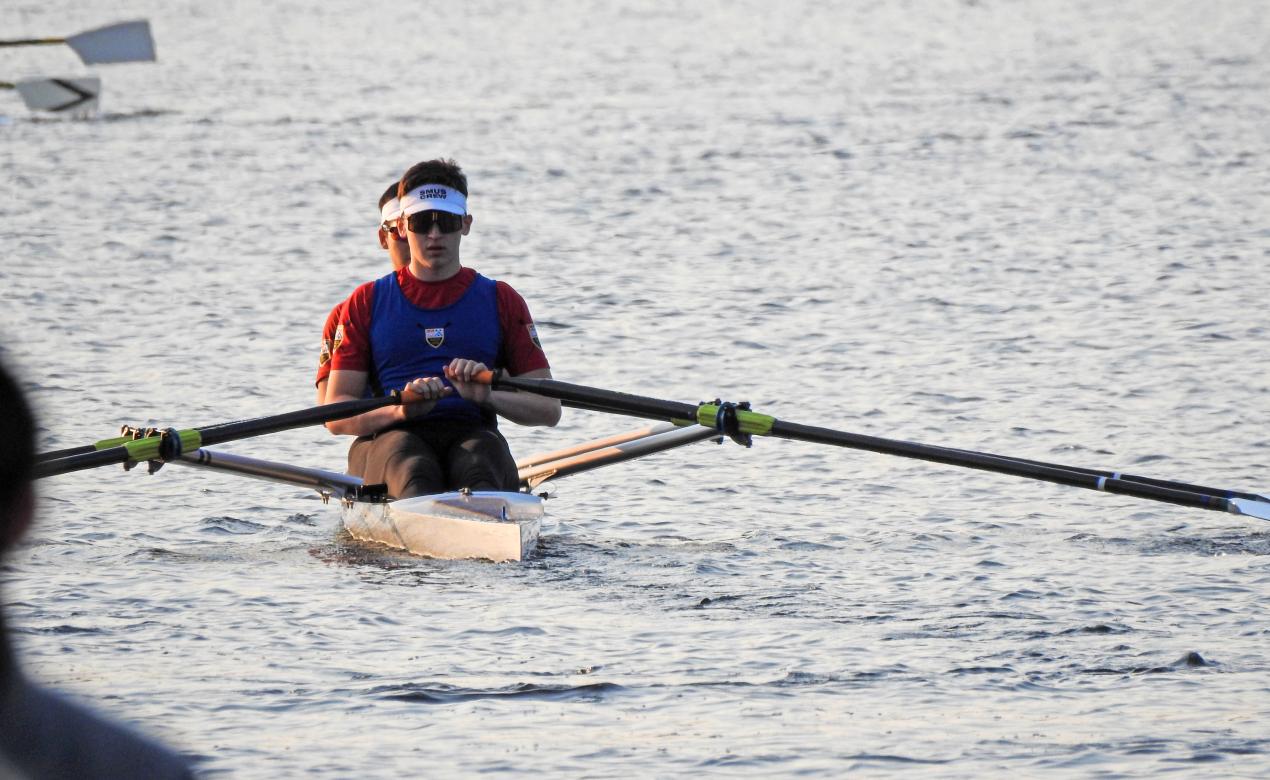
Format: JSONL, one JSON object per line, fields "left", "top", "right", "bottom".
{"left": 485, "top": 371, "right": 1260, "bottom": 517}
{"left": 197, "top": 397, "right": 384, "bottom": 446}
{"left": 769, "top": 419, "right": 1234, "bottom": 513}
{"left": 37, "top": 409, "right": 297, "bottom": 464}
{"left": 0, "top": 38, "right": 65, "bottom": 47}
{"left": 941, "top": 446, "right": 1263, "bottom": 503}
{"left": 37, "top": 443, "right": 100, "bottom": 461}
{"left": 497, "top": 375, "right": 700, "bottom": 423}
{"left": 37, "top": 441, "right": 167, "bottom": 478}
{"left": 35, "top": 395, "right": 403, "bottom": 479}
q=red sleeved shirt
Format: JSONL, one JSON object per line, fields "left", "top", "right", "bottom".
{"left": 314, "top": 298, "right": 347, "bottom": 386}
{"left": 330, "top": 267, "right": 549, "bottom": 380}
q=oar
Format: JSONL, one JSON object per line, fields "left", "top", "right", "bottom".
{"left": 0, "top": 21, "right": 155, "bottom": 65}
{"left": 37, "top": 437, "right": 129, "bottom": 463}
{"left": 41, "top": 382, "right": 493, "bottom": 464}
{"left": 37, "top": 409, "right": 285, "bottom": 463}
{"left": 516, "top": 423, "right": 687, "bottom": 469}
{"left": 35, "top": 392, "right": 422, "bottom": 479}
{"left": 1, "top": 77, "right": 100, "bottom": 112}
{"left": 518, "top": 424, "right": 721, "bottom": 490}
{"left": 475, "top": 370, "right": 1270, "bottom": 521}
{"left": 549, "top": 395, "right": 1264, "bottom": 505}
{"left": 938, "top": 445, "right": 1267, "bottom": 504}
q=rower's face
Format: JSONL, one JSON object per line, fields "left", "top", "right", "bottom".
{"left": 405, "top": 212, "right": 472, "bottom": 270}
{"left": 379, "top": 219, "right": 410, "bottom": 270}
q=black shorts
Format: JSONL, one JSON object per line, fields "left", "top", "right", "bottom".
{"left": 347, "top": 419, "right": 519, "bottom": 499}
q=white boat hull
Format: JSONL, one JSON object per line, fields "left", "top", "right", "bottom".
{"left": 175, "top": 425, "right": 716, "bottom": 562}
{"left": 341, "top": 491, "right": 543, "bottom": 562}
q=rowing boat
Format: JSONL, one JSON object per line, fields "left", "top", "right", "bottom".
{"left": 175, "top": 422, "right": 719, "bottom": 562}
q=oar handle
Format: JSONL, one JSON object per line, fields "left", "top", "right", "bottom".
{"left": 399, "top": 387, "right": 430, "bottom": 404}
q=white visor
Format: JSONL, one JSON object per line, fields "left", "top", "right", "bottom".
{"left": 380, "top": 197, "right": 402, "bottom": 224}
{"left": 400, "top": 184, "right": 467, "bottom": 217}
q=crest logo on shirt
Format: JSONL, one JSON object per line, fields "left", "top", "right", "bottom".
{"left": 332, "top": 323, "right": 345, "bottom": 354}
{"left": 424, "top": 327, "right": 445, "bottom": 348}
{"left": 526, "top": 322, "right": 542, "bottom": 350}
{"left": 318, "top": 338, "right": 332, "bottom": 367}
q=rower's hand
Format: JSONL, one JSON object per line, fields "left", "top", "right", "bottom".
{"left": 445, "top": 359, "right": 492, "bottom": 406}
{"left": 400, "top": 376, "right": 451, "bottom": 418}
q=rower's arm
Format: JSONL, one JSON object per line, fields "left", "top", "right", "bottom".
{"left": 483, "top": 368, "right": 562, "bottom": 427}
{"left": 324, "top": 369, "right": 405, "bottom": 436}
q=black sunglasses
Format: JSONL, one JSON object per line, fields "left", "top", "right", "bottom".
{"left": 406, "top": 210, "right": 465, "bottom": 235}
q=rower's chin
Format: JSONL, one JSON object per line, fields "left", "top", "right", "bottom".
{"left": 411, "top": 255, "right": 459, "bottom": 280}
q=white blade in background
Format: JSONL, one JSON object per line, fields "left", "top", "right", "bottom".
{"left": 14, "top": 77, "right": 100, "bottom": 113}
{"left": 65, "top": 20, "right": 155, "bottom": 64}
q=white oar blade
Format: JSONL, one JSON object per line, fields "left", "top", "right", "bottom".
{"left": 14, "top": 77, "right": 100, "bottom": 113}
{"left": 1230, "top": 498, "right": 1270, "bottom": 522}
{"left": 65, "top": 20, "right": 155, "bottom": 64}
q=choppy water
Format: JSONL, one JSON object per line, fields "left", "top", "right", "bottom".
{"left": 3, "top": 1, "right": 1269, "bottom": 776}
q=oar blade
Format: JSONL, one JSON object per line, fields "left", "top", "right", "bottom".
{"left": 65, "top": 20, "right": 155, "bottom": 64}
{"left": 14, "top": 77, "right": 100, "bottom": 113}
{"left": 1230, "top": 498, "right": 1270, "bottom": 522}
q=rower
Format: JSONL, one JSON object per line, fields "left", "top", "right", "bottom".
{"left": 314, "top": 181, "right": 411, "bottom": 404}
{"left": 0, "top": 358, "right": 194, "bottom": 777}
{"left": 323, "top": 158, "right": 561, "bottom": 498}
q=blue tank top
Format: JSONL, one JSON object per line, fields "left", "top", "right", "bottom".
{"left": 368, "top": 271, "right": 501, "bottom": 424}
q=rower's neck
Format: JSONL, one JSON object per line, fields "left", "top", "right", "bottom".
{"left": 408, "top": 259, "right": 462, "bottom": 283}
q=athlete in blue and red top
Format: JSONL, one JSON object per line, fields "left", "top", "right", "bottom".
{"left": 314, "top": 181, "right": 411, "bottom": 403}
{"left": 324, "top": 158, "right": 561, "bottom": 498}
